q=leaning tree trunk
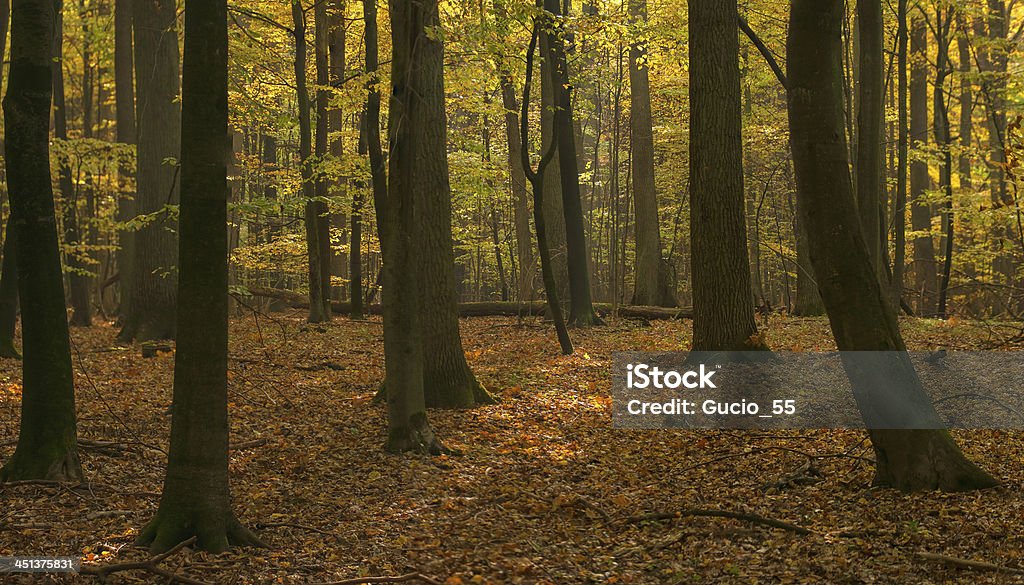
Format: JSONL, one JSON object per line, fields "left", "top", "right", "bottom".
{"left": 628, "top": 0, "right": 676, "bottom": 308}
{"left": 542, "top": 0, "right": 601, "bottom": 327}
{"left": 383, "top": 0, "right": 444, "bottom": 453}
{"left": 0, "top": 0, "right": 82, "bottom": 482}
{"left": 855, "top": 0, "right": 885, "bottom": 277}
{"left": 136, "top": 0, "right": 263, "bottom": 553}
{"left": 909, "top": 12, "right": 937, "bottom": 316}
{"left": 688, "top": 0, "right": 762, "bottom": 351}
{"left": 121, "top": 0, "right": 179, "bottom": 342}
{"left": 414, "top": 0, "right": 493, "bottom": 408}
{"left": 787, "top": 0, "right": 996, "bottom": 492}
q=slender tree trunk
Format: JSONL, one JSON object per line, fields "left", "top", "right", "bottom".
{"left": 539, "top": 30, "right": 568, "bottom": 305}
{"left": 114, "top": 0, "right": 134, "bottom": 322}
{"left": 891, "top": 0, "right": 908, "bottom": 308}
{"left": 542, "top": 0, "right": 601, "bottom": 327}
{"left": 292, "top": 0, "right": 328, "bottom": 323}
{"left": 0, "top": 216, "right": 18, "bottom": 357}
{"left": 787, "top": 0, "right": 996, "bottom": 492}
{"left": 855, "top": 0, "right": 884, "bottom": 275}
{"left": 136, "top": 0, "right": 263, "bottom": 552}
{"left": 351, "top": 117, "right": 365, "bottom": 320}
{"left": 0, "top": 0, "right": 82, "bottom": 482}
{"left": 312, "top": 0, "right": 332, "bottom": 319}
{"left": 499, "top": 74, "right": 535, "bottom": 302}
{"left": 53, "top": 0, "right": 92, "bottom": 327}
{"left": 909, "top": 12, "right": 937, "bottom": 315}
{"left": 383, "top": 0, "right": 443, "bottom": 453}
{"left": 628, "top": 0, "right": 675, "bottom": 308}
{"left": 933, "top": 10, "right": 954, "bottom": 318}
{"left": 121, "top": 0, "right": 179, "bottom": 342}
{"left": 688, "top": 0, "right": 762, "bottom": 351}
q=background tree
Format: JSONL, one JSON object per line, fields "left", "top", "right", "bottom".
{"left": 120, "top": 0, "right": 179, "bottom": 342}
{"left": 910, "top": 11, "right": 937, "bottom": 316}
{"left": 0, "top": 0, "right": 82, "bottom": 482}
{"left": 136, "top": 0, "right": 263, "bottom": 552}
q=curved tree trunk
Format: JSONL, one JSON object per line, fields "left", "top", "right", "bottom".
{"left": 120, "top": 0, "right": 179, "bottom": 342}
{"left": 688, "top": 0, "right": 762, "bottom": 351}
{"left": 0, "top": 0, "right": 82, "bottom": 482}
{"left": 136, "top": 0, "right": 263, "bottom": 553}
{"left": 787, "top": 0, "right": 996, "bottom": 492}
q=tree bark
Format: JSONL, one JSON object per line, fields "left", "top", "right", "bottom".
{"left": 137, "top": 0, "right": 263, "bottom": 553}
{"left": 628, "top": 0, "right": 675, "bottom": 308}
{"left": 383, "top": 0, "right": 443, "bottom": 453}
{"left": 312, "top": 0, "right": 333, "bottom": 319}
{"left": 0, "top": 216, "right": 18, "bottom": 357}
{"left": 890, "top": 0, "right": 908, "bottom": 309}
{"left": 787, "top": 0, "right": 996, "bottom": 492}
{"left": 0, "top": 0, "right": 82, "bottom": 482}
{"left": 121, "top": 0, "right": 179, "bottom": 342}
{"left": 909, "top": 12, "right": 937, "bottom": 316}
{"left": 542, "top": 0, "right": 601, "bottom": 327}
{"left": 688, "top": 0, "right": 762, "bottom": 351}
{"left": 498, "top": 72, "right": 535, "bottom": 302}
{"left": 933, "top": 10, "right": 954, "bottom": 318}
{"left": 114, "top": 0, "right": 134, "bottom": 323}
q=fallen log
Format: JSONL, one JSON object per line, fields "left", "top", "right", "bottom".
{"left": 238, "top": 287, "right": 694, "bottom": 320}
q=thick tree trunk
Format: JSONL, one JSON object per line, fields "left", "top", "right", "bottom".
{"left": 628, "top": 0, "right": 675, "bottom": 308}
{"left": 383, "top": 0, "right": 444, "bottom": 453}
{"left": 688, "top": 0, "right": 762, "bottom": 351}
{"left": 542, "top": 0, "right": 601, "bottom": 327}
{"left": 414, "top": 0, "right": 492, "bottom": 408}
{"left": 137, "top": 0, "right": 263, "bottom": 553}
{"left": 909, "top": 12, "right": 937, "bottom": 316}
{"left": 787, "top": 0, "right": 996, "bottom": 492}
{"left": 114, "top": 0, "right": 135, "bottom": 323}
{"left": 855, "top": 0, "right": 884, "bottom": 275}
{"left": 121, "top": 0, "right": 179, "bottom": 342}
{"left": 0, "top": 0, "right": 82, "bottom": 482}
{"left": 53, "top": 1, "right": 92, "bottom": 327}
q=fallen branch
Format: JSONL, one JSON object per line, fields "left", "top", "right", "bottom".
{"left": 916, "top": 551, "right": 1024, "bottom": 574}
{"left": 624, "top": 509, "right": 811, "bottom": 535}
{"left": 79, "top": 536, "right": 209, "bottom": 585}
{"left": 314, "top": 573, "right": 443, "bottom": 585}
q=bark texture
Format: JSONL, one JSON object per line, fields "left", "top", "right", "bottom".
{"left": 787, "top": 0, "right": 996, "bottom": 492}
{"left": 0, "top": 0, "right": 82, "bottom": 482}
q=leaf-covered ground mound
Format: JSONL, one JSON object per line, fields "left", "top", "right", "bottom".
{"left": 1, "top": 313, "right": 1023, "bottom": 584}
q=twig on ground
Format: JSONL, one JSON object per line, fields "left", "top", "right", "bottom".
{"left": 79, "top": 536, "right": 208, "bottom": 584}
{"left": 916, "top": 551, "right": 1024, "bottom": 574}
{"left": 254, "top": 521, "right": 336, "bottom": 537}
{"left": 313, "top": 573, "right": 443, "bottom": 585}
{"left": 624, "top": 508, "right": 811, "bottom": 535}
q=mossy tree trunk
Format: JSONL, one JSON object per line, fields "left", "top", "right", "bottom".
{"left": 136, "top": 0, "right": 262, "bottom": 552}
{"left": 688, "top": 0, "right": 762, "bottom": 351}
{"left": 787, "top": 0, "right": 997, "bottom": 492}
{"left": 0, "top": 0, "right": 82, "bottom": 483}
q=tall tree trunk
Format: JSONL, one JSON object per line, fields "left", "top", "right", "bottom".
{"left": 539, "top": 31, "right": 568, "bottom": 305}
{"left": 54, "top": 0, "right": 92, "bottom": 327}
{"left": 0, "top": 217, "right": 18, "bottom": 357}
{"left": 909, "top": 12, "right": 937, "bottom": 316}
{"left": 0, "top": 0, "right": 82, "bottom": 482}
{"left": 114, "top": 0, "right": 134, "bottom": 322}
{"left": 688, "top": 0, "right": 761, "bottom": 351}
{"left": 542, "top": 0, "right": 601, "bottom": 327}
{"left": 121, "top": 0, "right": 179, "bottom": 342}
{"left": 415, "top": 0, "right": 492, "bottom": 408}
{"left": 136, "top": 0, "right": 263, "bottom": 553}
{"left": 383, "top": 0, "right": 443, "bottom": 453}
{"left": 312, "top": 0, "right": 332, "bottom": 319}
{"left": 890, "top": 0, "right": 908, "bottom": 308}
{"left": 628, "top": 0, "right": 675, "bottom": 308}
{"left": 933, "top": 10, "right": 954, "bottom": 318}
{"left": 499, "top": 74, "right": 535, "bottom": 302}
{"left": 787, "top": 0, "right": 996, "bottom": 492}
{"left": 292, "top": 0, "right": 329, "bottom": 323}
{"left": 855, "top": 0, "right": 884, "bottom": 275}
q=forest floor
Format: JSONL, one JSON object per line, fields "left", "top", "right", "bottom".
{"left": 1, "top": 312, "right": 1024, "bottom": 584}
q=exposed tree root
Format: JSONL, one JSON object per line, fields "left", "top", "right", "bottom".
{"left": 80, "top": 536, "right": 210, "bottom": 584}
